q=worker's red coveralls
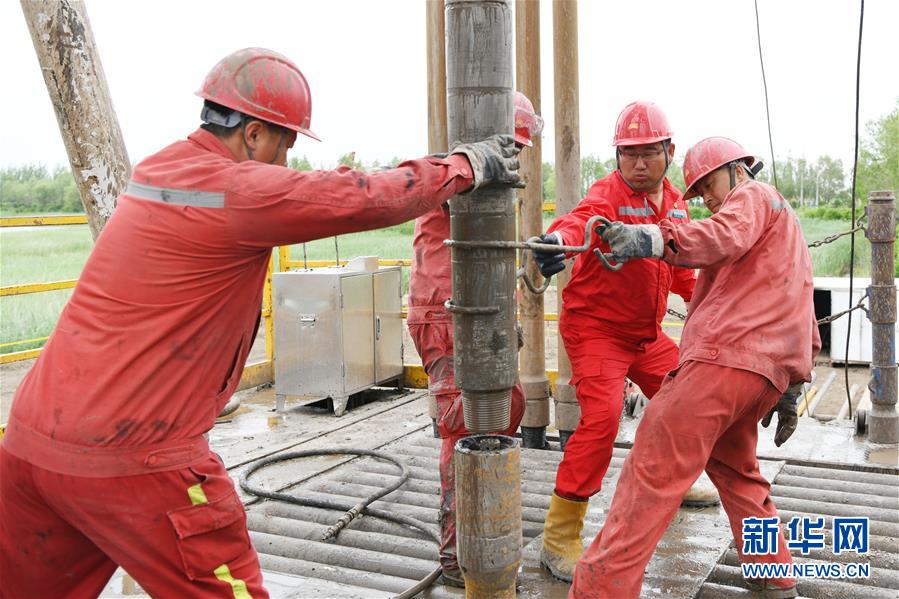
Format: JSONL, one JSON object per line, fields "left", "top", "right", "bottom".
{"left": 0, "top": 129, "right": 475, "bottom": 599}
{"left": 571, "top": 180, "right": 821, "bottom": 598}
{"left": 407, "top": 204, "right": 525, "bottom": 574}
{"left": 546, "top": 171, "right": 695, "bottom": 500}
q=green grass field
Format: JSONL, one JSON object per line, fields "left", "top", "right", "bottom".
{"left": 0, "top": 216, "right": 882, "bottom": 355}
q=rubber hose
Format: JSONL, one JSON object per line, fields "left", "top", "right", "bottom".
{"left": 239, "top": 448, "right": 443, "bottom": 598}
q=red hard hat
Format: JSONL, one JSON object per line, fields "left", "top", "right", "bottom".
{"left": 514, "top": 91, "right": 543, "bottom": 147}
{"left": 613, "top": 101, "right": 672, "bottom": 147}
{"left": 682, "top": 137, "right": 756, "bottom": 200}
{"left": 197, "top": 47, "right": 320, "bottom": 141}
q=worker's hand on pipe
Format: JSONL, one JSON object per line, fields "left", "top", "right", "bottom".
{"left": 533, "top": 232, "right": 566, "bottom": 277}
{"left": 450, "top": 134, "right": 523, "bottom": 191}
{"left": 761, "top": 383, "right": 802, "bottom": 447}
{"left": 599, "top": 220, "right": 664, "bottom": 261}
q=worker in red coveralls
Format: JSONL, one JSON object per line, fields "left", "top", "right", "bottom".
{"left": 406, "top": 90, "right": 540, "bottom": 587}
{"left": 531, "top": 101, "right": 702, "bottom": 582}
{"left": 570, "top": 137, "right": 820, "bottom": 599}
{"left": 0, "top": 48, "right": 522, "bottom": 599}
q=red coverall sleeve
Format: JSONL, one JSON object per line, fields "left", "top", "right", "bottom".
{"left": 546, "top": 189, "right": 614, "bottom": 251}
{"left": 225, "top": 155, "right": 473, "bottom": 249}
{"left": 658, "top": 187, "right": 769, "bottom": 269}
{"left": 669, "top": 266, "right": 696, "bottom": 302}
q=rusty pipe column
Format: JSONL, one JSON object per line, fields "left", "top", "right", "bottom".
{"left": 446, "top": 0, "right": 517, "bottom": 434}
{"left": 552, "top": 0, "right": 581, "bottom": 448}
{"left": 865, "top": 190, "right": 898, "bottom": 444}
{"left": 515, "top": 0, "right": 551, "bottom": 449}
{"left": 21, "top": 0, "right": 130, "bottom": 241}
{"left": 455, "top": 435, "right": 521, "bottom": 597}
{"left": 424, "top": 0, "right": 449, "bottom": 437}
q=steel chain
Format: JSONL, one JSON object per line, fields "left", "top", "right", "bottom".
{"left": 816, "top": 291, "right": 869, "bottom": 326}
{"left": 806, "top": 213, "right": 867, "bottom": 249}
{"left": 666, "top": 307, "right": 687, "bottom": 321}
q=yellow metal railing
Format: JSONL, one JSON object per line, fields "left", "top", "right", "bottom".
{"left": 0, "top": 210, "right": 677, "bottom": 365}
{"left": 1, "top": 215, "right": 89, "bottom": 227}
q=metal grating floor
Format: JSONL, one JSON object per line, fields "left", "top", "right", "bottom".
{"left": 699, "top": 462, "right": 899, "bottom": 599}
{"left": 245, "top": 430, "right": 899, "bottom": 599}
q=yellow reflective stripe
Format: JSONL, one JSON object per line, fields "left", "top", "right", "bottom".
{"left": 187, "top": 484, "right": 208, "bottom": 506}
{"left": 214, "top": 564, "right": 252, "bottom": 599}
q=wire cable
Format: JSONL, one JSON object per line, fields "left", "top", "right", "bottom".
{"left": 753, "top": 0, "right": 779, "bottom": 190}
{"left": 240, "top": 448, "right": 442, "bottom": 598}
{"left": 844, "top": 0, "right": 865, "bottom": 420}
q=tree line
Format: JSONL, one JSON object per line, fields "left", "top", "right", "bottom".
{"left": 2, "top": 103, "right": 895, "bottom": 216}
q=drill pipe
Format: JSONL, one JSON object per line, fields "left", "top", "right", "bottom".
{"left": 866, "top": 190, "right": 898, "bottom": 443}
{"left": 445, "top": 0, "right": 517, "bottom": 434}
{"left": 455, "top": 435, "right": 522, "bottom": 598}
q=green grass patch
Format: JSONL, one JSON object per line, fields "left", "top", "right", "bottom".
{"left": 1, "top": 216, "right": 891, "bottom": 354}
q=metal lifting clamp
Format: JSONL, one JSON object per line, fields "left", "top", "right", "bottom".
{"left": 443, "top": 214, "right": 623, "bottom": 296}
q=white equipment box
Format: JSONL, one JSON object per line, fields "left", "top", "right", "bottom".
{"left": 273, "top": 256, "right": 404, "bottom": 415}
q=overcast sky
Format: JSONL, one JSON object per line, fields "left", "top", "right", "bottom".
{"left": 2, "top": 0, "right": 897, "bottom": 173}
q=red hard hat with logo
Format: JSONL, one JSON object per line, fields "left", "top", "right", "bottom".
{"left": 197, "top": 47, "right": 320, "bottom": 141}
{"left": 514, "top": 91, "right": 544, "bottom": 147}
{"left": 682, "top": 137, "right": 756, "bottom": 200}
{"left": 613, "top": 101, "right": 672, "bottom": 147}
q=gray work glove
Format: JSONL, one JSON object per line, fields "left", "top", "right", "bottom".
{"left": 450, "top": 134, "right": 523, "bottom": 191}
{"left": 600, "top": 221, "right": 664, "bottom": 261}
{"left": 761, "top": 383, "right": 803, "bottom": 447}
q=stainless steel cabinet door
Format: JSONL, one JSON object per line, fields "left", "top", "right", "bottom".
{"left": 340, "top": 273, "right": 375, "bottom": 393}
{"left": 373, "top": 268, "right": 404, "bottom": 382}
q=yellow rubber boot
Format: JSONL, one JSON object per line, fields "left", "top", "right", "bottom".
{"left": 540, "top": 493, "right": 589, "bottom": 582}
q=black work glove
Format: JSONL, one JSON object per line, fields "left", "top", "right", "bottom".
{"left": 532, "top": 232, "right": 565, "bottom": 277}
{"left": 761, "top": 384, "right": 802, "bottom": 447}
{"left": 450, "top": 134, "right": 523, "bottom": 191}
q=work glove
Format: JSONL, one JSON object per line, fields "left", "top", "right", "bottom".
{"left": 450, "top": 134, "right": 522, "bottom": 191}
{"left": 600, "top": 221, "right": 664, "bottom": 261}
{"left": 532, "top": 232, "right": 566, "bottom": 277}
{"left": 761, "top": 383, "right": 803, "bottom": 447}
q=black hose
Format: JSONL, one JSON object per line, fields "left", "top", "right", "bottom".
{"left": 239, "top": 448, "right": 442, "bottom": 599}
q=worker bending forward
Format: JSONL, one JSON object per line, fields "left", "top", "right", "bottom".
{"left": 570, "top": 137, "right": 820, "bottom": 599}
{"left": 407, "top": 91, "right": 541, "bottom": 586}
{"left": 0, "top": 48, "right": 521, "bottom": 599}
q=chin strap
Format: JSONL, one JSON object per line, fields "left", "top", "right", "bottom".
{"left": 727, "top": 159, "right": 764, "bottom": 191}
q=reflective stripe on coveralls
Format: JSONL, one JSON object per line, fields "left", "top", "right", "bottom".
{"left": 188, "top": 482, "right": 253, "bottom": 598}
{"left": 214, "top": 564, "right": 252, "bottom": 599}
{"left": 126, "top": 181, "right": 226, "bottom": 208}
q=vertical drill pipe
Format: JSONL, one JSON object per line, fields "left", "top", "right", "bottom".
{"left": 455, "top": 435, "right": 522, "bottom": 597}
{"left": 425, "top": 0, "right": 449, "bottom": 435}
{"left": 515, "top": 0, "right": 551, "bottom": 448}
{"left": 21, "top": 0, "right": 131, "bottom": 241}
{"left": 446, "top": 0, "right": 517, "bottom": 434}
{"left": 865, "top": 190, "right": 898, "bottom": 444}
{"left": 551, "top": 0, "right": 582, "bottom": 443}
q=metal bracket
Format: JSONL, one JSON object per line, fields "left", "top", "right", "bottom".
{"left": 444, "top": 299, "right": 500, "bottom": 315}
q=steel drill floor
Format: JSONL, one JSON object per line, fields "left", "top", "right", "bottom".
{"left": 101, "top": 386, "right": 898, "bottom": 598}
